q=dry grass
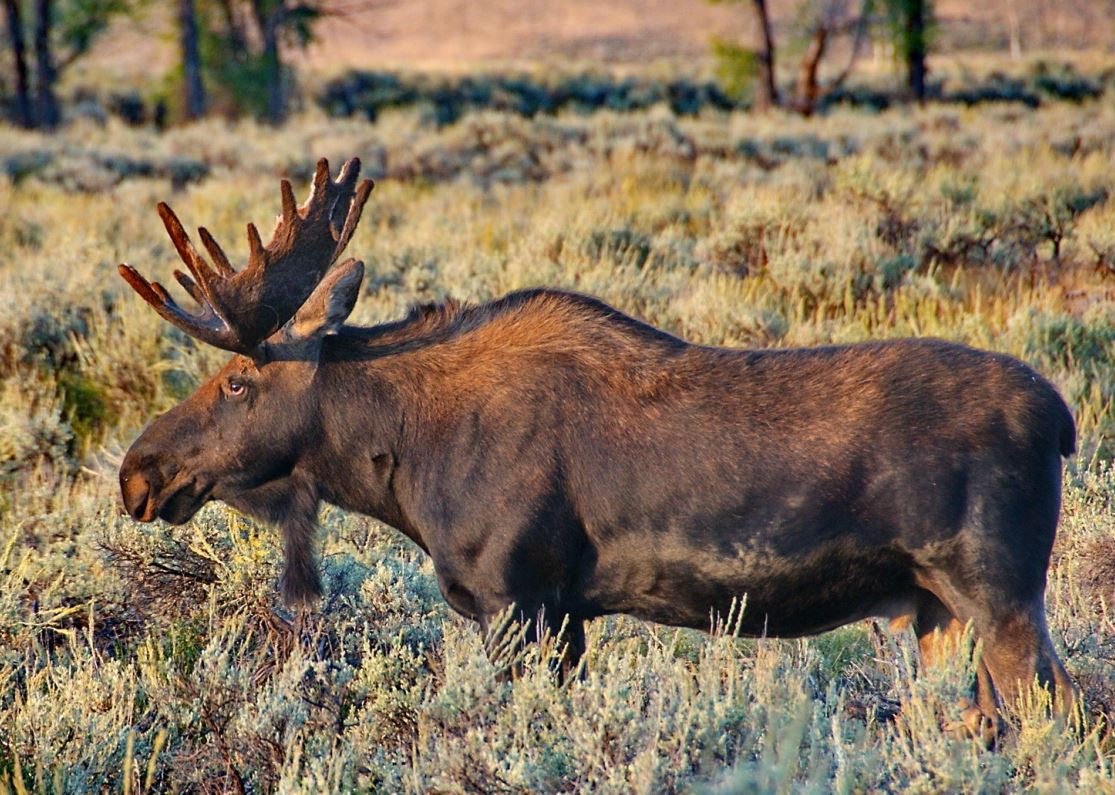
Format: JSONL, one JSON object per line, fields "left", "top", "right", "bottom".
{"left": 0, "top": 93, "right": 1114, "bottom": 791}
{"left": 80, "top": 0, "right": 1115, "bottom": 77}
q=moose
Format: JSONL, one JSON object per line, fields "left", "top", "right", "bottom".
{"left": 119, "top": 158, "right": 1076, "bottom": 733}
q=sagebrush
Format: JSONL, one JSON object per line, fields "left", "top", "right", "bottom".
{"left": 1, "top": 94, "right": 1114, "bottom": 792}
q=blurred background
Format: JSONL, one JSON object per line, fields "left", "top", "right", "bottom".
{"left": 2, "top": 0, "right": 1113, "bottom": 129}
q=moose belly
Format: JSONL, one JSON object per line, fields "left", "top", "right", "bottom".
{"left": 580, "top": 535, "right": 917, "bottom": 636}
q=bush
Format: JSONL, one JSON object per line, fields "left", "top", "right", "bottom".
{"left": 1, "top": 97, "right": 1113, "bottom": 791}
{"left": 0, "top": 372, "right": 75, "bottom": 483}
{"left": 320, "top": 70, "right": 738, "bottom": 124}
{"left": 1032, "top": 62, "right": 1104, "bottom": 103}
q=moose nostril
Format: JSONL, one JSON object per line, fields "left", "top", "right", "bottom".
{"left": 121, "top": 471, "right": 153, "bottom": 521}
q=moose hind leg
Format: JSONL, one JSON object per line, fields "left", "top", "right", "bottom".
{"left": 921, "top": 457, "right": 1076, "bottom": 720}
{"left": 974, "top": 598, "right": 1076, "bottom": 718}
{"left": 913, "top": 588, "right": 999, "bottom": 740}
{"left": 918, "top": 575, "right": 1076, "bottom": 721}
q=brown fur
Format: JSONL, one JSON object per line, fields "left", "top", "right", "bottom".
{"left": 122, "top": 285, "right": 1079, "bottom": 729}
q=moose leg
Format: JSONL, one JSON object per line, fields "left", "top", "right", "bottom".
{"left": 479, "top": 602, "right": 585, "bottom": 683}
{"left": 912, "top": 588, "right": 999, "bottom": 740}
{"left": 919, "top": 574, "right": 1075, "bottom": 722}
{"left": 970, "top": 598, "right": 1076, "bottom": 718}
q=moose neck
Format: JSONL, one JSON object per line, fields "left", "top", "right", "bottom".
{"left": 299, "top": 290, "right": 691, "bottom": 551}
{"left": 305, "top": 327, "right": 435, "bottom": 550}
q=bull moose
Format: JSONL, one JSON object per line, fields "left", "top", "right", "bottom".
{"left": 119, "top": 158, "right": 1076, "bottom": 732}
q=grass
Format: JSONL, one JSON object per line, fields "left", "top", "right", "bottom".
{"left": 0, "top": 91, "right": 1114, "bottom": 792}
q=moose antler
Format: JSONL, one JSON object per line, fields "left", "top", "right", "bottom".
{"left": 119, "top": 158, "right": 374, "bottom": 353}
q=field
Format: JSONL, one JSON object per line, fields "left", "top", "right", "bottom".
{"left": 2, "top": 90, "right": 1115, "bottom": 791}
{"left": 84, "top": 0, "right": 1115, "bottom": 71}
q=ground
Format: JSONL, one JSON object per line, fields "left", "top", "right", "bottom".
{"left": 1, "top": 67, "right": 1114, "bottom": 791}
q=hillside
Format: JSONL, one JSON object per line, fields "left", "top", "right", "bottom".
{"left": 83, "top": 0, "right": 1115, "bottom": 82}
{"left": 303, "top": 0, "right": 1114, "bottom": 67}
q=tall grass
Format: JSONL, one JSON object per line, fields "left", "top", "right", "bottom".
{"left": 0, "top": 94, "right": 1113, "bottom": 791}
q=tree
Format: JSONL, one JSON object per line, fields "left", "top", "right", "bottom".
{"left": 194, "top": 0, "right": 330, "bottom": 124}
{"left": 191, "top": 0, "right": 389, "bottom": 124}
{"left": 709, "top": 0, "right": 779, "bottom": 111}
{"left": 792, "top": 0, "right": 870, "bottom": 115}
{"left": 254, "top": 0, "right": 288, "bottom": 124}
{"left": 881, "top": 0, "right": 931, "bottom": 101}
{"left": 2, "top": 0, "right": 130, "bottom": 128}
{"left": 710, "top": 0, "right": 872, "bottom": 115}
{"left": 32, "top": 0, "right": 59, "bottom": 127}
{"left": 3, "top": 0, "right": 33, "bottom": 126}
{"left": 179, "top": 0, "right": 206, "bottom": 119}
{"left": 750, "top": 0, "right": 778, "bottom": 110}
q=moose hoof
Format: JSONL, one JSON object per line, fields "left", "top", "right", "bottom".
{"left": 943, "top": 700, "right": 1000, "bottom": 747}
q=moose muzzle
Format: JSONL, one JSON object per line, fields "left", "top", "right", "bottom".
{"left": 120, "top": 449, "right": 210, "bottom": 525}
{"left": 120, "top": 468, "right": 156, "bottom": 521}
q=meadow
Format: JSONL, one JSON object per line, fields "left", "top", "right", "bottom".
{"left": 1, "top": 89, "right": 1115, "bottom": 792}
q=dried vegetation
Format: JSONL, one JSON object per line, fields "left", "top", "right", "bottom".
{"left": 1, "top": 87, "right": 1114, "bottom": 791}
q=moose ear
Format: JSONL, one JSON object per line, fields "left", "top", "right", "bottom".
{"left": 289, "top": 258, "right": 364, "bottom": 340}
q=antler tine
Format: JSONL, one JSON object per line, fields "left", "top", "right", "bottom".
{"left": 280, "top": 179, "right": 298, "bottom": 224}
{"left": 246, "top": 222, "right": 266, "bottom": 267}
{"left": 336, "top": 156, "right": 360, "bottom": 182}
{"left": 328, "top": 159, "right": 363, "bottom": 228}
{"left": 333, "top": 157, "right": 362, "bottom": 199}
{"left": 306, "top": 158, "right": 332, "bottom": 214}
{"left": 329, "top": 171, "right": 358, "bottom": 227}
{"left": 198, "top": 227, "right": 236, "bottom": 277}
{"left": 118, "top": 264, "right": 249, "bottom": 353}
{"left": 284, "top": 158, "right": 333, "bottom": 224}
{"left": 173, "top": 269, "right": 207, "bottom": 306}
{"left": 157, "top": 203, "right": 221, "bottom": 302}
{"left": 118, "top": 263, "right": 167, "bottom": 307}
{"left": 334, "top": 178, "right": 375, "bottom": 257}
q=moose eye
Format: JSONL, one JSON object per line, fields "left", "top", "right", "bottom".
{"left": 226, "top": 378, "right": 248, "bottom": 398}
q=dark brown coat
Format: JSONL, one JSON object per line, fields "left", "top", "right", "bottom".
{"left": 121, "top": 287, "right": 1077, "bottom": 722}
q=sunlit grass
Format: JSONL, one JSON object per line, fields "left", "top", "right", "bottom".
{"left": 0, "top": 94, "right": 1113, "bottom": 791}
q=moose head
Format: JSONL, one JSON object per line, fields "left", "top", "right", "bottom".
{"left": 118, "top": 159, "right": 374, "bottom": 602}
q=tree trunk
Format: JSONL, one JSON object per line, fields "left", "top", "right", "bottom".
{"left": 179, "top": 0, "right": 206, "bottom": 119}
{"left": 830, "top": 0, "right": 872, "bottom": 92}
{"left": 32, "top": 0, "right": 59, "bottom": 128}
{"left": 261, "top": 9, "right": 284, "bottom": 124}
{"left": 250, "top": 0, "right": 285, "bottom": 124}
{"left": 795, "top": 25, "right": 828, "bottom": 117}
{"left": 3, "top": 0, "right": 34, "bottom": 127}
{"left": 215, "top": 0, "right": 247, "bottom": 57}
{"left": 750, "top": 0, "right": 778, "bottom": 111}
{"left": 905, "top": 0, "right": 928, "bottom": 102}
{"left": 1004, "top": 0, "right": 1021, "bottom": 60}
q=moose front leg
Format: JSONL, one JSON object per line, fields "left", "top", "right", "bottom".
{"left": 478, "top": 602, "right": 586, "bottom": 683}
